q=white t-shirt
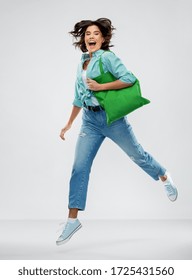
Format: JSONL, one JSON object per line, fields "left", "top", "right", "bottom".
{"left": 82, "top": 70, "right": 99, "bottom": 106}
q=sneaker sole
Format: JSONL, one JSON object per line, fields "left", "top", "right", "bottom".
{"left": 56, "top": 224, "right": 82, "bottom": 246}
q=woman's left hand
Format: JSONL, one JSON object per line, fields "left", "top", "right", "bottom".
{"left": 86, "top": 78, "right": 101, "bottom": 91}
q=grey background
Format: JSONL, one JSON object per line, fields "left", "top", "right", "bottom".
{"left": 0, "top": 0, "right": 191, "bottom": 221}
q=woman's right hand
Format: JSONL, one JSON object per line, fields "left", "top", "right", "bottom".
{"left": 59, "top": 106, "right": 82, "bottom": 141}
{"left": 60, "top": 123, "right": 72, "bottom": 140}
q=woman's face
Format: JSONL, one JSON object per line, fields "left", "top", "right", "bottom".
{"left": 84, "top": 25, "right": 104, "bottom": 54}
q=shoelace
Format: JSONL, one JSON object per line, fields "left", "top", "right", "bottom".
{"left": 56, "top": 221, "right": 67, "bottom": 234}
{"left": 165, "top": 183, "right": 176, "bottom": 196}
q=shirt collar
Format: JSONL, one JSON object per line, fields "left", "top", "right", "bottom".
{"left": 81, "top": 49, "right": 105, "bottom": 61}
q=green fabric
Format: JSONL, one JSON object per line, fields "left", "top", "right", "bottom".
{"left": 93, "top": 53, "right": 150, "bottom": 125}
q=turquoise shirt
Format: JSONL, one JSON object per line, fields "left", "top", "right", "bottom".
{"left": 73, "top": 49, "right": 137, "bottom": 107}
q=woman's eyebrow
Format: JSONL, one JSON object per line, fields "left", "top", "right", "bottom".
{"left": 85, "top": 31, "right": 100, "bottom": 35}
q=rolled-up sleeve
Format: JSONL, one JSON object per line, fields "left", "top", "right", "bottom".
{"left": 72, "top": 78, "right": 83, "bottom": 108}
{"left": 102, "top": 51, "right": 137, "bottom": 84}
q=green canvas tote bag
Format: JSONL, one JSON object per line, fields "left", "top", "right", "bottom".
{"left": 93, "top": 53, "right": 150, "bottom": 125}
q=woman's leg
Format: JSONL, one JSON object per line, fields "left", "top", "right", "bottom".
{"left": 56, "top": 112, "right": 105, "bottom": 245}
{"left": 105, "top": 117, "right": 177, "bottom": 201}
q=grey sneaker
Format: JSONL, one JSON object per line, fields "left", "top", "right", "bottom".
{"left": 163, "top": 172, "right": 178, "bottom": 202}
{"left": 56, "top": 219, "right": 82, "bottom": 246}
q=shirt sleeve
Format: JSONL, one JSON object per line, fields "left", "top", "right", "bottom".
{"left": 72, "top": 79, "right": 83, "bottom": 107}
{"left": 72, "top": 70, "right": 83, "bottom": 107}
{"left": 102, "top": 51, "right": 137, "bottom": 84}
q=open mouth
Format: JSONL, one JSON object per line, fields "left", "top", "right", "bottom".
{"left": 88, "top": 42, "right": 96, "bottom": 46}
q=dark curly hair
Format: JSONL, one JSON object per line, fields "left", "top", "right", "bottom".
{"left": 69, "top": 18, "right": 115, "bottom": 52}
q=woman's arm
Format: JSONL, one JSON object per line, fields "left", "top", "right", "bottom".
{"left": 87, "top": 51, "right": 136, "bottom": 91}
{"left": 86, "top": 78, "right": 132, "bottom": 91}
{"left": 60, "top": 105, "right": 82, "bottom": 140}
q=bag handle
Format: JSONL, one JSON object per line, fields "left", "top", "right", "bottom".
{"left": 98, "top": 56, "right": 105, "bottom": 75}
{"left": 98, "top": 50, "right": 113, "bottom": 75}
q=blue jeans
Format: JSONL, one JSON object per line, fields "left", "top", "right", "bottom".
{"left": 69, "top": 109, "right": 166, "bottom": 210}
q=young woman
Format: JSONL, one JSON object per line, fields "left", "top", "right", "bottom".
{"left": 56, "top": 18, "right": 178, "bottom": 246}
